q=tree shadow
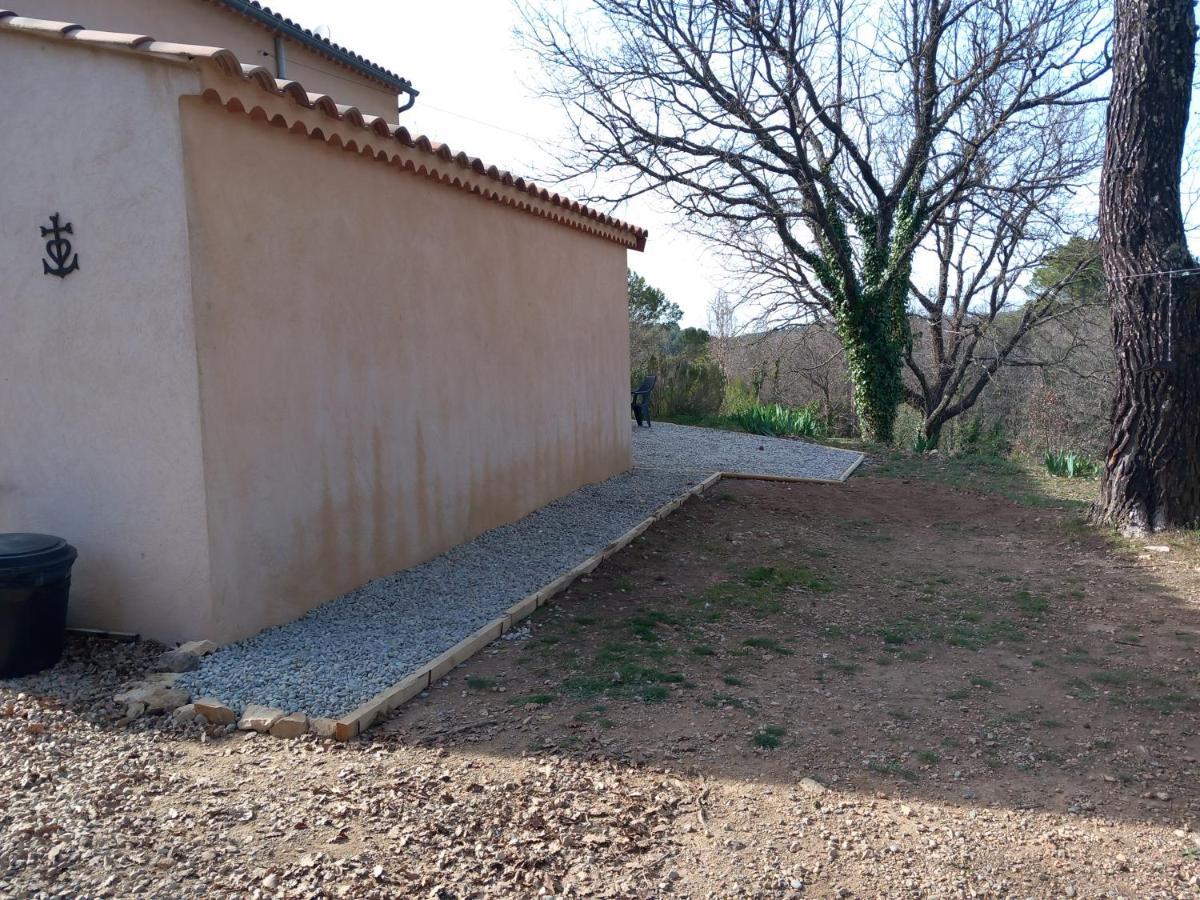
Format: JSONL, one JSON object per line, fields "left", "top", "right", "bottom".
{"left": 368, "top": 468, "right": 1199, "bottom": 836}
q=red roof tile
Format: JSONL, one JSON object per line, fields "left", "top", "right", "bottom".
{"left": 0, "top": 11, "right": 648, "bottom": 251}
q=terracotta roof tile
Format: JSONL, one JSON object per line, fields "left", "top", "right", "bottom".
{"left": 0, "top": 11, "right": 648, "bottom": 250}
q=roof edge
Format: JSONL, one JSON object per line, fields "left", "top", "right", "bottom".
{"left": 207, "top": 0, "right": 417, "bottom": 102}
{"left": 0, "top": 11, "right": 647, "bottom": 251}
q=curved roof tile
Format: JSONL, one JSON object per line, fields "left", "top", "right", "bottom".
{"left": 0, "top": 10, "right": 647, "bottom": 250}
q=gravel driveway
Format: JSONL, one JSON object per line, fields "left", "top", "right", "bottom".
{"left": 633, "top": 421, "right": 863, "bottom": 480}
{"left": 179, "top": 425, "right": 861, "bottom": 718}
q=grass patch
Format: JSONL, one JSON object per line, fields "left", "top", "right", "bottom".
{"left": 689, "top": 644, "right": 716, "bottom": 657}
{"left": 640, "top": 685, "right": 670, "bottom": 703}
{"left": 722, "top": 674, "right": 745, "bottom": 686}
{"left": 1014, "top": 590, "right": 1049, "bottom": 618}
{"left": 1090, "top": 668, "right": 1139, "bottom": 686}
{"left": 917, "top": 750, "right": 940, "bottom": 765}
{"left": 969, "top": 674, "right": 996, "bottom": 690}
{"left": 628, "top": 609, "right": 682, "bottom": 642}
{"left": 1065, "top": 677, "right": 1099, "bottom": 700}
{"left": 1139, "top": 692, "right": 1197, "bottom": 716}
{"left": 744, "top": 565, "right": 833, "bottom": 594}
{"left": 868, "top": 758, "right": 919, "bottom": 782}
{"left": 743, "top": 636, "right": 794, "bottom": 655}
{"left": 826, "top": 657, "right": 862, "bottom": 675}
{"left": 752, "top": 725, "right": 786, "bottom": 749}
{"left": 466, "top": 676, "right": 495, "bottom": 690}
{"left": 702, "top": 692, "right": 760, "bottom": 711}
{"left": 508, "top": 693, "right": 555, "bottom": 706}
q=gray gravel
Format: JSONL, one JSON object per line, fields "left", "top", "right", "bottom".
{"left": 178, "top": 467, "right": 701, "bottom": 717}
{"left": 179, "top": 424, "right": 862, "bottom": 718}
{"left": 633, "top": 421, "right": 863, "bottom": 480}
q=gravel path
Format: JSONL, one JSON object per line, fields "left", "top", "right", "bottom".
{"left": 180, "top": 425, "right": 861, "bottom": 717}
{"left": 633, "top": 421, "right": 863, "bottom": 480}
{"left": 179, "top": 467, "right": 702, "bottom": 717}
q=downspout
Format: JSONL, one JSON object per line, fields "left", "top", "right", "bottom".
{"left": 273, "top": 33, "right": 286, "bottom": 78}
{"left": 397, "top": 85, "right": 418, "bottom": 115}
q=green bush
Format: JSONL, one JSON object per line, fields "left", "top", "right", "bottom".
{"left": 720, "top": 378, "right": 761, "bottom": 414}
{"left": 648, "top": 356, "right": 726, "bottom": 418}
{"left": 730, "top": 403, "right": 827, "bottom": 439}
{"left": 1044, "top": 449, "right": 1101, "bottom": 479}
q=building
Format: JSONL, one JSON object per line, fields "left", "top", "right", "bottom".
{"left": 16, "top": 0, "right": 416, "bottom": 119}
{"left": 0, "top": 7, "right": 645, "bottom": 644}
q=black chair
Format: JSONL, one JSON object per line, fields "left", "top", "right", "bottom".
{"left": 631, "top": 375, "right": 657, "bottom": 427}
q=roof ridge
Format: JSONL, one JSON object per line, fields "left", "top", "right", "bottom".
{"left": 203, "top": 0, "right": 416, "bottom": 100}
{"left": 0, "top": 11, "right": 647, "bottom": 250}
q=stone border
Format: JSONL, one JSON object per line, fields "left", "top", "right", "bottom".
{"left": 328, "top": 457, "right": 867, "bottom": 740}
{"left": 330, "top": 471, "right": 723, "bottom": 740}
{"left": 175, "top": 461, "right": 864, "bottom": 739}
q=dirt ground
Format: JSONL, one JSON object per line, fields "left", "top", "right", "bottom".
{"left": 2, "top": 470, "right": 1199, "bottom": 898}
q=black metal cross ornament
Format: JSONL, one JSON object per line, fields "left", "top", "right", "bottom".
{"left": 41, "top": 212, "right": 79, "bottom": 278}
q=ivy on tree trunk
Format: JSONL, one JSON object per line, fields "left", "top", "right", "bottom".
{"left": 1096, "top": 0, "right": 1200, "bottom": 532}
{"left": 812, "top": 181, "right": 922, "bottom": 444}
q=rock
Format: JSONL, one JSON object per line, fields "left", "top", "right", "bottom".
{"left": 262, "top": 873, "right": 279, "bottom": 889}
{"left": 238, "top": 705, "right": 284, "bottom": 733}
{"left": 113, "top": 684, "right": 190, "bottom": 713}
{"left": 1144, "top": 545, "right": 1171, "bottom": 553}
{"left": 194, "top": 698, "right": 237, "bottom": 725}
{"left": 171, "top": 703, "right": 197, "bottom": 723}
{"left": 798, "top": 777, "right": 827, "bottom": 794}
{"left": 309, "top": 717, "right": 338, "bottom": 738}
{"left": 176, "top": 639, "right": 218, "bottom": 656}
{"left": 156, "top": 649, "right": 201, "bottom": 673}
{"left": 125, "top": 701, "right": 147, "bottom": 720}
{"left": 269, "top": 713, "right": 308, "bottom": 739}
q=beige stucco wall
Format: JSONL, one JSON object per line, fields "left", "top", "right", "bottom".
{"left": 20, "top": 0, "right": 401, "bottom": 118}
{"left": 0, "top": 37, "right": 216, "bottom": 640}
{"left": 179, "top": 97, "right": 632, "bottom": 642}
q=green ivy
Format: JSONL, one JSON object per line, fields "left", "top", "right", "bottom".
{"left": 815, "top": 176, "right": 923, "bottom": 443}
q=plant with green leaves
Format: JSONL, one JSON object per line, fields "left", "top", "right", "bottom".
{"left": 730, "top": 403, "right": 826, "bottom": 439}
{"left": 1045, "top": 449, "right": 1101, "bottom": 479}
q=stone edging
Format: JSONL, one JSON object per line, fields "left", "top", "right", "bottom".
{"left": 328, "top": 471, "right": 723, "bottom": 740}
{"left": 141, "top": 462, "right": 862, "bottom": 739}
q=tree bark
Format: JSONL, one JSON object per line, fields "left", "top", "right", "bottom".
{"left": 1095, "top": 0, "right": 1200, "bottom": 532}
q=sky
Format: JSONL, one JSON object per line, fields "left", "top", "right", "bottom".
{"left": 265, "top": 0, "right": 724, "bottom": 328}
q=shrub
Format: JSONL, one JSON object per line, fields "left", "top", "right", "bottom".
{"left": 1044, "top": 449, "right": 1101, "bottom": 479}
{"left": 730, "top": 403, "right": 827, "bottom": 439}
{"left": 720, "top": 378, "right": 760, "bottom": 414}
{"left": 648, "top": 355, "right": 726, "bottom": 418}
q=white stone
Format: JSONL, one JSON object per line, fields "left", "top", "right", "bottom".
{"left": 177, "top": 639, "right": 218, "bottom": 656}
{"left": 193, "top": 698, "right": 236, "bottom": 725}
{"left": 268, "top": 713, "right": 308, "bottom": 739}
{"left": 238, "top": 705, "right": 284, "bottom": 733}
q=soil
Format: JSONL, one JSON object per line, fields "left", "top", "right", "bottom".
{"left": 2, "top": 474, "right": 1199, "bottom": 898}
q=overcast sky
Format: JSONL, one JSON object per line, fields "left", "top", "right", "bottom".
{"left": 265, "top": 0, "right": 724, "bottom": 327}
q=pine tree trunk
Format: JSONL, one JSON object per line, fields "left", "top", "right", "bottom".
{"left": 1095, "top": 0, "right": 1200, "bottom": 532}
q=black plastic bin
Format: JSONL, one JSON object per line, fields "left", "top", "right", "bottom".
{"left": 0, "top": 534, "right": 78, "bottom": 678}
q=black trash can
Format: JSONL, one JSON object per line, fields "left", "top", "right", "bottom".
{"left": 0, "top": 534, "right": 78, "bottom": 678}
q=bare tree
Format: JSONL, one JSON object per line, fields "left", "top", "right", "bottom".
{"left": 520, "top": 0, "right": 1108, "bottom": 442}
{"left": 706, "top": 289, "right": 737, "bottom": 375}
{"left": 1095, "top": 0, "right": 1200, "bottom": 532}
{"left": 905, "top": 194, "right": 1103, "bottom": 447}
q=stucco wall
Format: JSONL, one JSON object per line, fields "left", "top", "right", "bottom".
{"left": 20, "top": 0, "right": 401, "bottom": 118}
{"left": 0, "top": 37, "right": 215, "bottom": 640}
{"left": 180, "top": 97, "right": 632, "bottom": 642}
